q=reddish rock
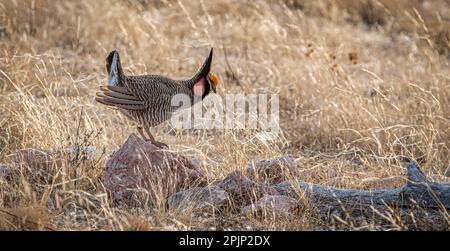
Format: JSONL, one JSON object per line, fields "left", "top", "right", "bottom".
{"left": 214, "top": 171, "right": 279, "bottom": 207}
{"left": 241, "top": 195, "right": 298, "bottom": 218}
{"left": 214, "top": 171, "right": 256, "bottom": 194}
{"left": 104, "top": 134, "right": 207, "bottom": 207}
{"left": 245, "top": 156, "right": 298, "bottom": 184}
{"left": 9, "top": 146, "right": 96, "bottom": 182}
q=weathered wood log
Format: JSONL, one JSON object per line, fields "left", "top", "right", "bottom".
{"left": 273, "top": 161, "right": 450, "bottom": 211}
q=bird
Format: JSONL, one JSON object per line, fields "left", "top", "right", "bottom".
{"left": 95, "top": 48, "right": 219, "bottom": 148}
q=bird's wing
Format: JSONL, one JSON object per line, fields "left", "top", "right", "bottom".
{"left": 95, "top": 85, "right": 147, "bottom": 110}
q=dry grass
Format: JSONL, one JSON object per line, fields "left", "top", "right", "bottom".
{"left": 0, "top": 0, "right": 449, "bottom": 230}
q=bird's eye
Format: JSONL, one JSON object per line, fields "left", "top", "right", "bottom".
{"left": 209, "top": 73, "right": 219, "bottom": 88}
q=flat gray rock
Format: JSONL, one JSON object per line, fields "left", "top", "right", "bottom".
{"left": 168, "top": 186, "right": 229, "bottom": 212}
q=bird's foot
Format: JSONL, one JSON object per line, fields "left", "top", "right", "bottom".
{"left": 148, "top": 140, "right": 169, "bottom": 149}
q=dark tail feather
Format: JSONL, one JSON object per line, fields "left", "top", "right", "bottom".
{"left": 106, "top": 50, "right": 125, "bottom": 87}
{"left": 95, "top": 96, "right": 146, "bottom": 110}
{"left": 96, "top": 84, "right": 146, "bottom": 111}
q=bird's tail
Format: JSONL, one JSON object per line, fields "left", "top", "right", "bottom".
{"left": 106, "top": 50, "right": 125, "bottom": 87}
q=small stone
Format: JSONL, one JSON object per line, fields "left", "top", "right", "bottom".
{"left": 241, "top": 195, "right": 298, "bottom": 218}
{"left": 167, "top": 186, "right": 229, "bottom": 212}
{"left": 245, "top": 156, "right": 298, "bottom": 184}
{"left": 213, "top": 171, "right": 279, "bottom": 207}
{"left": 0, "top": 164, "right": 12, "bottom": 180}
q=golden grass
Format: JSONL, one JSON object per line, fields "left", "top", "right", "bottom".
{"left": 0, "top": 0, "right": 449, "bottom": 230}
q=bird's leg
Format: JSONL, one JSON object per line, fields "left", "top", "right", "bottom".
{"left": 137, "top": 125, "right": 149, "bottom": 141}
{"left": 144, "top": 126, "right": 156, "bottom": 142}
{"left": 144, "top": 126, "right": 168, "bottom": 149}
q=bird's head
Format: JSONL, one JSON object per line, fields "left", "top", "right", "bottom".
{"left": 206, "top": 72, "right": 219, "bottom": 93}
{"left": 191, "top": 48, "right": 219, "bottom": 99}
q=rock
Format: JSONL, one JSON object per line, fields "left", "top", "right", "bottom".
{"left": 9, "top": 146, "right": 97, "bottom": 182}
{"left": 245, "top": 156, "right": 298, "bottom": 184}
{"left": 214, "top": 171, "right": 256, "bottom": 194}
{"left": 104, "top": 134, "right": 207, "bottom": 207}
{"left": 0, "top": 163, "right": 12, "bottom": 180}
{"left": 12, "top": 149, "right": 64, "bottom": 179}
{"left": 214, "top": 171, "right": 279, "bottom": 207}
{"left": 241, "top": 195, "right": 298, "bottom": 218}
{"left": 168, "top": 186, "right": 229, "bottom": 212}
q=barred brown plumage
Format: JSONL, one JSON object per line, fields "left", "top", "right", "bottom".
{"left": 95, "top": 48, "right": 219, "bottom": 148}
